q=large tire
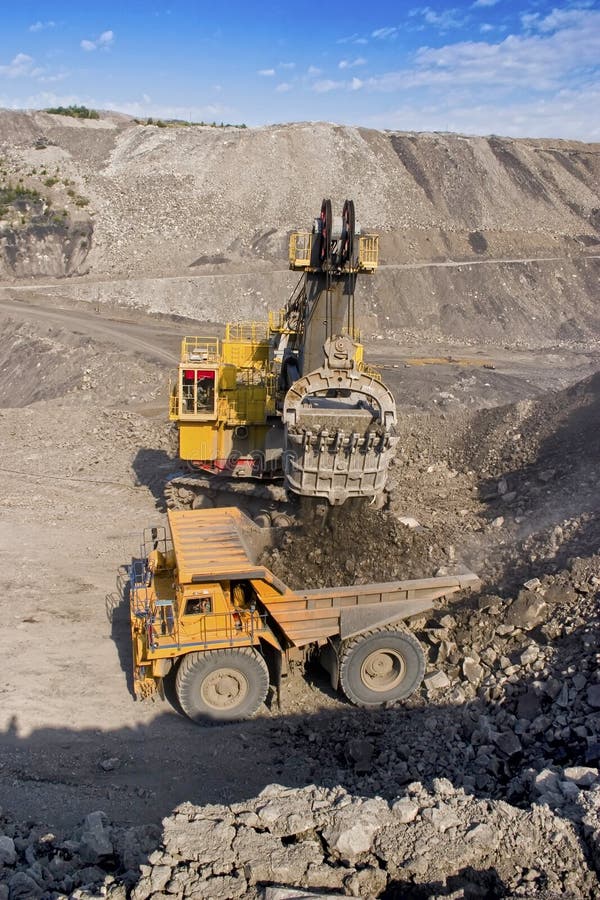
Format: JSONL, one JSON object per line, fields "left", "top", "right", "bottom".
{"left": 339, "top": 626, "right": 425, "bottom": 708}
{"left": 176, "top": 648, "right": 269, "bottom": 724}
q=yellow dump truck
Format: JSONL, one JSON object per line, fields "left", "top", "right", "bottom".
{"left": 129, "top": 508, "right": 480, "bottom": 722}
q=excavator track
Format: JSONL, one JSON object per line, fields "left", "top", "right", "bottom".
{"left": 164, "top": 472, "right": 295, "bottom": 526}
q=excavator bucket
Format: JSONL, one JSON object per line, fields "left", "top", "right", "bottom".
{"left": 283, "top": 335, "right": 399, "bottom": 505}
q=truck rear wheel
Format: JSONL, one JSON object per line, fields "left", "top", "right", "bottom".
{"left": 339, "top": 626, "right": 425, "bottom": 708}
{"left": 176, "top": 648, "right": 269, "bottom": 723}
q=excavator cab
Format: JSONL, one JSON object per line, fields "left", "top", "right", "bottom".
{"left": 181, "top": 368, "right": 216, "bottom": 416}
{"left": 170, "top": 338, "right": 221, "bottom": 421}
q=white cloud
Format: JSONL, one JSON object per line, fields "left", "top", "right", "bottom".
{"left": 410, "top": 6, "right": 466, "bottom": 30}
{"left": 0, "top": 53, "right": 43, "bottom": 79}
{"left": 29, "top": 20, "right": 56, "bottom": 32}
{"left": 407, "top": 8, "right": 600, "bottom": 91}
{"left": 472, "top": 0, "right": 499, "bottom": 7}
{"left": 339, "top": 57, "right": 366, "bottom": 70}
{"left": 372, "top": 26, "right": 398, "bottom": 39}
{"left": 340, "top": 7, "right": 600, "bottom": 140}
{"left": 312, "top": 76, "right": 365, "bottom": 93}
{"left": 520, "top": 12, "right": 540, "bottom": 31}
{"left": 0, "top": 52, "right": 69, "bottom": 84}
{"left": 313, "top": 79, "right": 345, "bottom": 93}
{"left": 0, "top": 89, "right": 238, "bottom": 124}
{"left": 81, "top": 30, "right": 114, "bottom": 52}
{"left": 38, "top": 71, "right": 69, "bottom": 84}
{"left": 537, "top": 7, "right": 596, "bottom": 33}
{"left": 337, "top": 33, "right": 369, "bottom": 45}
{"left": 307, "top": 66, "right": 322, "bottom": 77}
{"left": 1, "top": 89, "right": 87, "bottom": 109}
{"left": 259, "top": 63, "right": 294, "bottom": 76}
{"left": 110, "top": 99, "right": 237, "bottom": 121}
{"left": 342, "top": 7, "right": 597, "bottom": 97}
{"left": 275, "top": 82, "right": 292, "bottom": 93}
{"left": 480, "top": 23, "right": 494, "bottom": 33}
{"left": 360, "top": 80, "right": 600, "bottom": 141}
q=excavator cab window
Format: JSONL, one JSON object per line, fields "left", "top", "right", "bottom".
{"left": 181, "top": 368, "right": 216, "bottom": 415}
{"left": 197, "top": 374, "right": 215, "bottom": 411}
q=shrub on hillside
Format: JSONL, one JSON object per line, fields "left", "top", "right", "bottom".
{"left": 45, "top": 105, "right": 100, "bottom": 120}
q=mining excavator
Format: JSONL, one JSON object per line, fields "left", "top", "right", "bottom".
{"left": 165, "top": 200, "right": 398, "bottom": 518}
{"left": 129, "top": 507, "right": 480, "bottom": 722}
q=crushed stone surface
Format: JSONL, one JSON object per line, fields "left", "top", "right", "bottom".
{"left": 1, "top": 306, "right": 600, "bottom": 897}
{"left": 0, "top": 111, "right": 599, "bottom": 896}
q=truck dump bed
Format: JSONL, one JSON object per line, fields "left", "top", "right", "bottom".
{"left": 168, "top": 506, "right": 276, "bottom": 583}
{"left": 257, "top": 574, "right": 481, "bottom": 646}
{"left": 167, "top": 508, "right": 480, "bottom": 648}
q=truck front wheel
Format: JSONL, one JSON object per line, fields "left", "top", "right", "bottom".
{"left": 176, "top": 648, "right": 269, "bottom": 723}
{"left": 339, "top": 627, "right": 425, "bottom": 708}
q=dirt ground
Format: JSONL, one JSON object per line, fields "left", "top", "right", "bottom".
{"left": 1, "top": 288, "right": 600, "bottom": 840}
{"left": 2, "top": 109, "right": 600, "bottom": 897}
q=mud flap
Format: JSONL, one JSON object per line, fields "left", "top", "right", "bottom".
{"left": 260, "top": 639, "right": 283, "bottom": 686}
{"left": 319, "top": 640, "right": 340, "bottom": 690}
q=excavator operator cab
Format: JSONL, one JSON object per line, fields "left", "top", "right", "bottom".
{"left": 180, "top": 367, "right": 217, "bottom": 418}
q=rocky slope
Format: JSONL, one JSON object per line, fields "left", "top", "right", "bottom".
{"left": 1, "top": 110, "right": 599, "bottom": 345}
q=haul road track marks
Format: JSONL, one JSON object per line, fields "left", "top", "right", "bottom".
{"left": 0, "top": 296, "right": 179, "bottom": 366}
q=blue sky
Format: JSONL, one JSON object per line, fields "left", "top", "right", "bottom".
{"left": 1, "top": 1, "right": 599, "bottom": 139}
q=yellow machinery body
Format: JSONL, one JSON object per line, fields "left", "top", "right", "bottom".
{"left": 168, "top": 225, "right": 383, "bottom": 488}
{"left": 289, "top": 230, "right": 379, "bottom": 273}
{"left": 169, "top": 326, "right": 280, "bottom": 478}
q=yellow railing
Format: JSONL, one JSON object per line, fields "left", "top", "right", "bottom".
{"left": 358, "top": 235, "right": 379, "bottom": 271}
{"left": 289, "top": 231, "right": 312, "bottom": 268}
{"left": 180, "top": 337, "right": 220, "bottom": 364}
{"left": 358, "top": 361, "right": 382, "bottom": 382}
{"left": 222, "top": 323, "right": 271, "bottom": 369}
{"left": 265, "top": 372, "right": 277, "bottom": 416}
{"left": 269, "top": 308, "right": 296, "bottom": 334}
{"left": 225, "top": 322, "right": 270, "bottom": 342}
{"left": 290, "top": 231, "right": 379, "bottom": 271}
{"left": 169, "top": 382, "right": 178, "bottom": 418}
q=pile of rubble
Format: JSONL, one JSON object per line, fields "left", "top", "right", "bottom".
{"left": 0, "top": 810, "right": 160, "bottom": 900}
{"left": 263, "top": 504, "right": 458, "bottom": 590}
{"left": 2, "top": 549, "right": 600, "bottom": 897}
{"left": 267, "top": 554, "right": 600, "bottom": 801}
{"left": 2, "top": 780, "right": 599, "bottom": 899}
